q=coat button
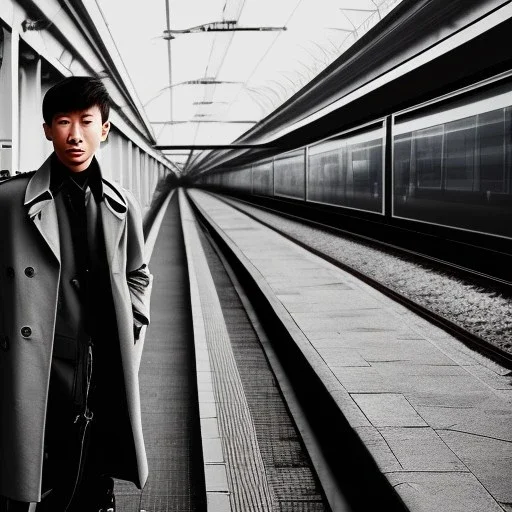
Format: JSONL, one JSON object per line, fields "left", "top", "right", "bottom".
{"left": 24, "top": 267, "right": 35, "bottom": 278}
{"left": 6, "top": 267, "right": 14, "bottom": 278}
{"left": 0, "top": 335, "right": 9, "bottom": 351}
{"left": 21, "top": 326, "right": 32, "bottom": 338}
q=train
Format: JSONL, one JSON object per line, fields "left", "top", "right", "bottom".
{"left": 199, "top": 74, "right": 512, "bottom": 241}
{"left": 193, "top": 0, "right": 512, "bottom": 261}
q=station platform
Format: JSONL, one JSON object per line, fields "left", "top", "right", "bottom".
{"left": 116, "top": 188, "right": 512, "bottom": 512}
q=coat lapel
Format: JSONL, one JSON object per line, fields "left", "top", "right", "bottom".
{"left": 100, "top": 178, "right": 127, "bottom": 273}
{"left": 24, "top": 157, "right": 60, "bottom": 263}
{"left": 24, "top": 156, "right": 128, "bottom": 269}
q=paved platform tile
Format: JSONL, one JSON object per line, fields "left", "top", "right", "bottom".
{"left": 201, "top": 417, "right": 221, "bottom": 439}
{"left": 353, "top": 426, "right": 402, "bottom": 472}
{"left": 316, "top": 347, "right": 370, "bottom": 367}
{"left": 203, "top": 438, "right": 224, "bottom": 464}
{"left": 378, "top": 426, "right": 467, "bottom": 472}
{"left": 290, "top": 310, "right": 400, "bottom": 332}
{"left": 205, "top": 463, "right": 229, "bottom": 493}
{"left": 329, "top": 388, "right": 372, "bottom": 428}
{"left": 386, "top": 472, "right": 504, "bottom": 512}
{"left": 206, "top": 493, "right": 231, "bottom": 512}
{"left": 355, "top": 338, "right": 459, "bottom": 366}
{"left": 352, "top": 393, "right": 427, "bottom": 427}
{"left": 415, "top": 402, "right": 512, "bottom": 442}
{"left": 307, "top": 330, "right": 417, "bottom": 346}
{"left": 331, "top": 366, "right": 397, "bottom": 393}
{"left": 369, "top": 362, "right": 494, "bottom": 408}
{"left": 438, "top": 429, "right": 512, "bottom": 503}
{"left": 403, "top": 387, "right": 494, "bottom": 409}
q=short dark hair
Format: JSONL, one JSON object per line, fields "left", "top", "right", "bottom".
{"left": 42, "top": 76, "right": 111, "bottom": 124}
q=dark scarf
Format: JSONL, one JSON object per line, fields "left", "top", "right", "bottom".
{"left": 50, "top": 153, "right": 103, "bottom": 204}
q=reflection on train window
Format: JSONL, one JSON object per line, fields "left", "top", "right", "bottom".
{"left": 253, "top": 161, "right": 273, "bottom": 196}
{"left": 274, "top": 151, "right": 305, "bottom": 200}
{"left": 393, "top": 93, "right": 512, "bottom": 238}
{"left": 478, "top": 109, "right": 506, "bottom": 193}
{"left": 308, "top": 145, "right": 343, "bottom": 205}
{"left": 445, "top": 118, "right": 475, "bottom": 191}
{"left": 415, "top": 126, "right": 443, "bottom": 189}
{"left": 220, "top": 167, "right": 252, "bottom": 192}
{"left": 307, "top": 126, "right": 384, "bottom": 213}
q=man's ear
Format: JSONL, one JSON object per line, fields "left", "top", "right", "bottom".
{"left": 43, "top": 123, "right": 53, "bottom": 141}
{"left": 101, "top": 120, "right": 110, "bottom": 142}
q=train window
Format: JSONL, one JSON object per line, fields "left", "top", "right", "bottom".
{"left": 415, "top": 126, "right": 443, "bottom": 189}
{"left": 274, "top": 150, "right": 305, "bottom": 200}
{"left": 221, "top": 167, "right": 251, "bottom": 193}
{"left": 393, "top": 77, "right": 512, "bottom": 239}
{"left": 252, "top": 161, "right": 273, "bottom": 196}
{"left": 308, "top": 144, "right": 344, "bottom": 205}
{"left": 308, "top": 124, "right": 384, "bottom": 213}
{"left": 393, "top": 134, "right": 412, "bottom": 199}
{"left": 444, "top": 117, "right": 476, "bottom": 191}
{"left": 349, "top": 140, "right": 381, "bottom": 199}
{"left": 507, "top": 106, "right": 512, "bottom": 195}
{"left": 477, "top": 109, "right": 506, "bottom": 193}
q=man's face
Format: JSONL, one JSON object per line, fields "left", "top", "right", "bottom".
{"left": 43, "top": 105, "right": 110, "bottom": 172}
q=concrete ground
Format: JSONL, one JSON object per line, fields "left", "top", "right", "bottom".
{"left": 188, "top": 189, "right": 512, "bottom": 512}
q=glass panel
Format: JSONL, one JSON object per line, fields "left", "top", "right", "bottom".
{"left": 393, "top": 134, "right": 412, "bottom": 200}
{"left": 308, "top": 127, "right": 383, "bottom": 212}
{"left": 222, "top": 167, "right": 251, "bottom": 192}
{"left": 253, "top": 161, "right": 273, "bottom": 196}
{"left": 393, "top": 93, "right": 512, "bottom": 238}
{"left": 307, "top": 146, "right": 344, "bottom": 204}
{"left": 506, "top": 106, "right": 512, "bottom": 195}
{"left": 347, "top": 138, "right": 382, "bottom": 207}
{"left": 477, "top": 109, "right": 505, "bottom": 193}
{"left": 415, "top": 126, "right": 443, "bottom": 189}
{"left": 444, "top": 117, "right": 476, "bottom": 191}
{"left": 274, "top": 151, "right": 305, "bottom": 200}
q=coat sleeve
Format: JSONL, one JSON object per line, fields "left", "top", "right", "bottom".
{"left": 124, "top": 190, "right": 153, "bottom": 342}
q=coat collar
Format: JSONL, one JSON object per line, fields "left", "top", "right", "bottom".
{"left": 24, "top": 154, "right": 127, "bottom": 218}
{"left": 102, "top": 177, "right": 128, "bottom": 218}
{"left": 24, "top": 155, "right": 53, "bottom": 214}
{"left": 24, "top": 154, "right": 128, "bottom": 266}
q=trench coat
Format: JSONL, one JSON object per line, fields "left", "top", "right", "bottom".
{"left": 0, "top": 155, "right": 152, "bottom": 502}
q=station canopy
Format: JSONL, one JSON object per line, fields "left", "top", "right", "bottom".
{"left": 96, "top": 0, "right": 403, "bottom": 172}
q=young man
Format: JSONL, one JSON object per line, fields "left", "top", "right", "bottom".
{"left": 0, "top": 77, "right": 152, "bottom": 511}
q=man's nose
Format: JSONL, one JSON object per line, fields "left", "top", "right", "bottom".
{"left": 67, "top": 124, "right": 83, "bottom": 143}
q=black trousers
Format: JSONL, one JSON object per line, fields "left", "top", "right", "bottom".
{"left": 0, "top": 380, "right": 108, "bottom": 512}
{"left": 0, "top": 435, "right": 112, "bottom": 512}
{"left": 36, "top": 345, "right": 116, "bottom": 512}
{"left": 1, "top": 334, "right": 127, "bottom": 512}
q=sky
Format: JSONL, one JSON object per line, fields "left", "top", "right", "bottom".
{"left": 95, "top": 0, "right": 402, "bottom": 167}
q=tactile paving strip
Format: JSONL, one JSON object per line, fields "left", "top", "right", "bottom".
{"left": 196, "top": 215, "right": 329, "bottom": 512}
{"left": 180, "top": 190, "right": 274, "bottom": 512}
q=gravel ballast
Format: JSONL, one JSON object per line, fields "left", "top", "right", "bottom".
{"left": 218, "top": 195, "right": 512, "bottom": 357}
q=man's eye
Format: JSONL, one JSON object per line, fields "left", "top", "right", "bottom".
{"left": 57, "top": 120, "right": 69, "bottom": 125}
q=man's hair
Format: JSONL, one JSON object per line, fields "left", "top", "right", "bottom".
{"left": 42, "top": 76, "right": 111, "bottom": 124}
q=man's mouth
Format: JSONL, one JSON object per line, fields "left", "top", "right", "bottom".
{"left": 66, "top": 149, "right": 85, "bottom": 154}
